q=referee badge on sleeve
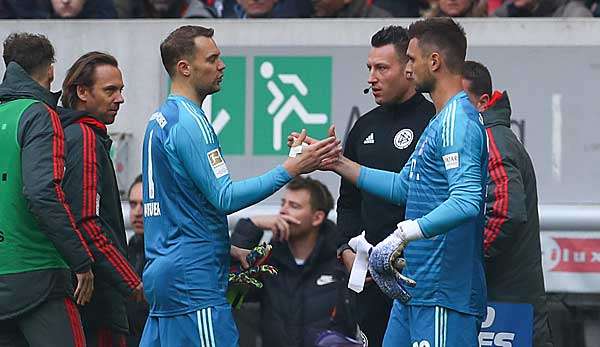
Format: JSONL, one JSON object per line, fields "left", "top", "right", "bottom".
{"left": 207, "top": 149, "right": 229, "bottom": 178}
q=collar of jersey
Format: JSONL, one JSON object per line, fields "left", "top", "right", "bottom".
{"left": 436, "top": 90, "right": 467, "bottom": 117}
{"left": 168, "top": 93, "right": 207, "bottom": 118}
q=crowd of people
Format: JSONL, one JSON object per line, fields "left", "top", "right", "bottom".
{"left": 0, "top": 13, "right": 557, "bottom": 347}
{"left": 0, "top": 0, "right": 598, "bottom": 19}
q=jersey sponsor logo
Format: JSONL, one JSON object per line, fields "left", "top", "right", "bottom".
{"left": 150, "top": 112, "right": 168, "bottom": 128}
{"left": 316, "top": 274, "right": 336, "bottom": 286}
{"left": 207, "top": 148, "right": 229, "bottom": 178}
{"left": 442, "top": 152, "right": 460, "bottom": 170}
{"left": 363, "top": 132, "right": 375, "bottom": 144}
{"left": 394, "top": 128, "right": 414, "bottom": 150}
{"left": 144, "top": 202, "right": 161, "bottom": 217}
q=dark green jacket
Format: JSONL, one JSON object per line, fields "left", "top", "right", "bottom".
{"left": 483, "top": 91, "right": 553, "bottom": 347}
{"left": 0, "top": 62, "right": 93, "bottom": 318}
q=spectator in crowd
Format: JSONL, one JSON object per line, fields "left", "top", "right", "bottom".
{"left": 271, "top": 0, "right": 313, "bottom": 17}
{"left": 231, "top": 176, "right": 357, "bottom": 347}
{"left": 311, "top": 0, "right": 392, "bottom": 17}
{"left": 336, "top": 25, "right": 434, "bottom": 346}
{"left": 425, "top": 0, "right": 487, "bottom": 17}
{"left": 224, "top": 0, "right": 313, "bottom": 17}
{"left": 0, "top": 0, "right": 49, "bottom": 18}
{"left": 139, "top": 0, "right": 221, "bottom": 18}
{"left": 493, "top": 0, "right": 592, "bottom": 16}
{"left": 373, "top": 0, "right": 421, "bottom": 16}
{"left": 462, "top": 61, "right": 554, "bottom": 347}
{"left": 587, "top": 0, "right": 600, "bottom": 15}
{"left": 0, "top": 0, "right": 117, "bottom": 18}
{"left": 125, "top": 174, "right": 149, "bottom": 347}
{"left": 0, "top": 32, "right": 94, "bottom": 347}
{"left": 233, "top": 0, "right": 278, "bottom": 18}
{"left": 60, "top": 51, "right": 143, "bottom": 347}
{"left": 50, "top": 0, "right": 118, "bottom": 18}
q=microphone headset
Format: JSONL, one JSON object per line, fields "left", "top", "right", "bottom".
{"left": 363, "top": 86, "right": 371, "bottom": 94}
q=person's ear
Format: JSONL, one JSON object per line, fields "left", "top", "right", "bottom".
{"left": 478, "top": 93, "right": 490, "bottom": 112}
{"left": 430, "top": 52, "right": 441, "bottom": 72}
{"left": 312, "top": 210, "right": 325, "bottom": 227}
{"left": 176, "top": 60, "right": 191, "bottom": 78}
{"left": 47, "top": 64, "right": 54, "bottom": 85}
{"left": 76, "top": 84, "right": 89, "bottom": 102}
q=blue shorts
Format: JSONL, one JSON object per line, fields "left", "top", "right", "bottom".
{"left": 140, "top": 305, "right": 239, "bottom": 347}
{"left": 383, "top": 300, "right": 482, "bottom": 347}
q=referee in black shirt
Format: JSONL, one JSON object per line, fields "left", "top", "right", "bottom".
{"left": 336, "top": 25, "right": 435, "bottom": 346}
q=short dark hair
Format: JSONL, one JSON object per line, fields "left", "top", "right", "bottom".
{"left": 160, "top": 25, "right": 214, "bottom": 77}
{"left": 2, "top": 32, "right": 55, "bottom": 75}
{"left": 128, "top": 174, "right": 143, "bottom": 199}
{"left": 462, "top": 61, "right": 492, "bottom": 98}
{"left": 371, "top": 25, "right": 410, "bottom": 63}
{"left": 287, "top": 176, "right": 334, "bottom": 216}
{"left": 407, "top": 18, "right": 467, "bottom": 74}
{"left": 61, "top": 51, "right": 119, "bottom": 108}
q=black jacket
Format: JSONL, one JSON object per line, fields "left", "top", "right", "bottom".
{"left": 232, "top": 219, "right": 354, "bottom": 347}
{"left": 0, "top": 62, "right": 93, "bottom": 318}
{"left": 60, "top": 109, "right": 141, "bottom": 333}
{"left": 126, "top": 234, "right": 148, "bottom": 346}
{"left": 483, "top": 91, "right": 552, "bottom": 347}
{"left": 337, "top": 93, "right": 435, "bottom": 248}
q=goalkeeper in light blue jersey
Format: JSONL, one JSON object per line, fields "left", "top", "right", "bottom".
{"left": 140, "top": 25, "right": 340, "bottom": 347}
{"left": 319, "top": 18, "right": 488, "bottom": 347}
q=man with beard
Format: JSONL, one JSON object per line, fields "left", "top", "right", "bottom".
{"left": 315, "top": 18, "right": 488, "bottom": 346}
{"left": 335, "top": 25, "right": 435, "bottom": 346}
{"left": 0, "top": 32, "right": 94, "bottom": 347}
{"left": 140, "top": 25, "right": 340, "bottom": 347}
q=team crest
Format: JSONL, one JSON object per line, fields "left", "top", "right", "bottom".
{"left": 394, "top": 129, "right": 414, "bottom": 150}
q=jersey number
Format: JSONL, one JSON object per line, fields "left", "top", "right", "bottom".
{"left": 147, "top": 129, "right": 155, "bottom": 199}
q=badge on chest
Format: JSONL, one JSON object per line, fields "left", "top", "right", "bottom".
{"left": 394, "top": 129, "right": 414, "bottom": 150}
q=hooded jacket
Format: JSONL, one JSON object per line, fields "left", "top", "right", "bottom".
{"left": 59, "top": 108, "right": 141, "bottom": 333}
{"left": 483, "top": 91, "right": 553, "bottom": 347}
{"left": 493, "top": 0, "right": 592, "bottom": 16}
{"left": 0, "top": 62, "right": 93, "bottom": 318}
{"left": 232, "top": 219, "right": 354, "bottom": 347}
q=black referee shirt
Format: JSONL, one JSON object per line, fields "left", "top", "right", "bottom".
{"left": 337, "top": 92, "right": 435, "bottom": 247}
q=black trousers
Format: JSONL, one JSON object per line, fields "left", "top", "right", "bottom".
{"left": 355, "top": 282, "right": 393, "bottom": 347}
{"left": 0, "top": 296, "right": 85, "bottom": 347}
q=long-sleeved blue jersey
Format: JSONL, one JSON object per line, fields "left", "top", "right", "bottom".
{"left": 141, "top": 95, "right": 291, "bottom": 317}
{"left": 358, "top": 91, "right": 488, "bottom": 317}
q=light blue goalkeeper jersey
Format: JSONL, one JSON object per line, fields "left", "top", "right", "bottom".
{"left": 358, "top": 91, "right": 488, "bottom": 317}
{"left": 141, "top": 94, "right": 291, "bottom": 317}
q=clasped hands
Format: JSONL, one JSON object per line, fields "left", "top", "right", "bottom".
{"left": 285, "top": 125, "right": 342, "bottom": 173}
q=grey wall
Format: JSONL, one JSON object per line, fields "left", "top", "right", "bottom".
{"left": 1, "top": 19, "right": 599, "bottom": 205}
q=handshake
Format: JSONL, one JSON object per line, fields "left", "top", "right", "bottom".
{"left": 282, "top": 125, "right": 342, "bottom": 176}
{"left": 347, "top": 221, "right": 418, "bottom": 303}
